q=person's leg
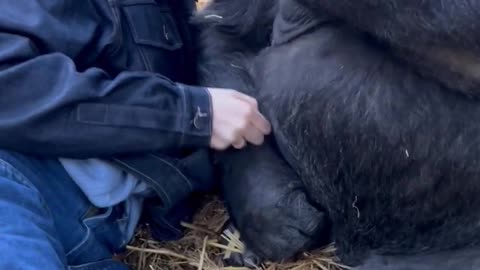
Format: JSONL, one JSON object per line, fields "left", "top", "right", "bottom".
{"left": 0, "top": 158, "right": 66, "bottom": 269}
{"left": 0, "top": 150, "right": 130, "bottom": 270}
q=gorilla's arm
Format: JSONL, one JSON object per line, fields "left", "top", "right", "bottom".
{"left": 193, "top": 0, "right": 330, "bottom": 263}
{"left": 218, "top": 142, "right": 330, "bottom": 262}
{"left": 302, "top": 0, "right": 480, "bottom": 51}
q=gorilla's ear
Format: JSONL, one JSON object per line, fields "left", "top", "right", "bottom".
{"left": 271, "top": 0, "right": 332, "bottom": 46}
{"left": 192, "top": 0, "right": 277, "bottom": 52}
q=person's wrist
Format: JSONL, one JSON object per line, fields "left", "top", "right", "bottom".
{"left": 176, "top": 83, "right": 213, "bottom": 148}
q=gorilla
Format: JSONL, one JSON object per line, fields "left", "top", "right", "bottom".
{"left": 193, "top": 0, "right": 480, "bottom": 269}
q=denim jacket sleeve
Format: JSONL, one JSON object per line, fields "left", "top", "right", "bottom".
{"left": 0, "top": 0, "right": 212, "bottom": 158}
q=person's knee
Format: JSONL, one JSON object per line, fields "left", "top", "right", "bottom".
{"left": 0, "top": 157, "right": 38, "bottom": 191}
{"left": 0, "top": 164, "right": 66, "bottom": 269}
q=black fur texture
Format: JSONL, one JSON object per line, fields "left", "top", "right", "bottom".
{"left": 193, "top": 0, "right": 480, "bottom": 269}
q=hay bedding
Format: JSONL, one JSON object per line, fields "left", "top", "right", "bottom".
{"left": 123, "top": 1, "right": 349, "bottom": 269}
{"left": 123, "top": 197, "right": 348, "bottom": 270}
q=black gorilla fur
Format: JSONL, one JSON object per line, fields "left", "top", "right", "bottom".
{"left": 193, "top": 0, "right": 480, "bottom": 269}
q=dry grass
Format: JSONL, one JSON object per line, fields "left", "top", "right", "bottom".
{"left": 123, "top": 197, "right": 350, "bottom": 270}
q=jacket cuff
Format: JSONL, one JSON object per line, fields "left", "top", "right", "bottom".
{"left": 177, "top": 83, "right": 212, "bottom": 148}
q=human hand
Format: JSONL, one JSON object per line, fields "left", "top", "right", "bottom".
{"left": 207, "top": 87, "right": 271, "bottom": 150}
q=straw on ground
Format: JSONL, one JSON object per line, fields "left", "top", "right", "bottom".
{"left": 124, "top": 197, "right": 349, "bottom": 270}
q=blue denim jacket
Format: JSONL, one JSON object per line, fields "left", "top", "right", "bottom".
{"left": 0, "top": 0, "right": 216, "bottom": 240}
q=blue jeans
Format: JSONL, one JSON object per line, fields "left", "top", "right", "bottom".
{"left": 0, "top": 150, "right": 130, "bottom": 270}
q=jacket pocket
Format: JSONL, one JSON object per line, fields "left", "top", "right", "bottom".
{"left": 120, "top": 0, "right": 185, "bottom": 77}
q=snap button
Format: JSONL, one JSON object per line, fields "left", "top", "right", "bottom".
{"left": 163, "top": 24, "right": 170, "bottom": 42}
{"left": 193, "top": 106, "right": 208, "bottom": 130}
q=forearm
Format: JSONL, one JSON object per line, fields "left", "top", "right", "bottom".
{"left": 0, "top": 34, "right": 212, "bottom": 158}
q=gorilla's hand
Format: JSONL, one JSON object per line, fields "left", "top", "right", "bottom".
{"left": 243, "top": 189, "right": 328, "bottom": 261}
{"left": 218, "top": 140, "right": 330, "bottom": 264}
{"left": 222, "top": 189, "right": 328, "bottom": 267}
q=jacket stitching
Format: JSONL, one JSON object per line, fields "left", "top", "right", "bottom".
{"left": 111, "top": 158, "right": 172, "bottom": 207}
